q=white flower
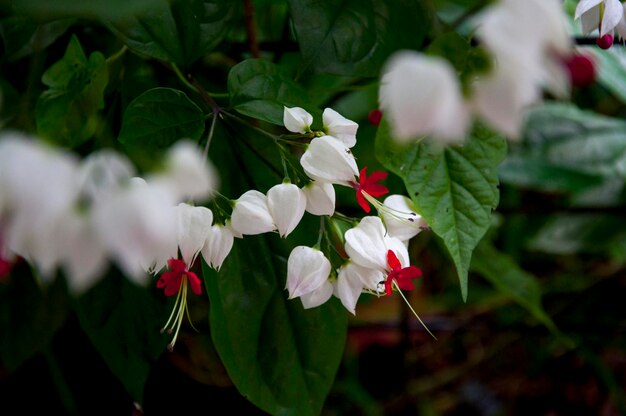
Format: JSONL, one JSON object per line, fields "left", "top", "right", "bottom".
{"left": 379, "top": 51, "right": 470, "bottom": 144}
{"left": 92, "top": 177, "right": 176, "bottom": 284}
{"left": 323, "top": 108, "right": 358, "bottom": 148}
{"left": 267, "top": 182, "right": 307, "bottom": 238}
{"left": 0, "top": 134, "right": 80, "bottom": 277}
{"left": 334, "top": 262, "right": 384, "bottom": 314}
{"left": 230, "top": 190, "right": 276, "bottom": 235}
{"left": 286, "top": 246, "right": 331, "bottom": 299}
{"left": 300, "top": 135, "right": 359, "bottom": 186}
{"left": 344, "top": 216, "right": 409, "bottom": 272}
{"left": 283, "top": 106, "right": 313, "bottom": 134}
{"left": 576, "top": 0, "right": 625, "bottom": 36}
{"left": 150, "top": 140, "right": 218, "bottom": 202}
{"left": 176, "top": 203, "right": 213, "bottom": 267}
{"left": 300, "top": 280, "right": 333, "bottom": 309}
{"left": 77, "top": 150, "right": 135, "bottom": 203}
{"left": 201, "top": 224, "right": 234, "bottom": 270}
{"left": 302, "top": 181, "right": 335, "bottom": 216}
{"left": 381, "top": 195, "right": 427, "bottom": 243}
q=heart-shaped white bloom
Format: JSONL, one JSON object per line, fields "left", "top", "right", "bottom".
{"left": 283, "top": 106, "right": 313, "bottom": 134}
{"left": 576, "top": 0, "right": 624, "bottom": 36}
{"left": 334, "top": 262, "right": 384, "bottom": 314}
{"left": 323, "top": 108, "right": 358, "bottom": 148}
{"left": 201, "top": 224, "right": 234, "bottom": 270}
{"left": 176, "top": 203, "right": 213, "bottom": 267}
{"left": 267, "top": 182, "right": 306, "bottom": 238}
{"left": 300, "top": 135, "right": 359, "bottom": 186}
{"left": 230, "top": 190, "right": 276, "bottom": 236}
{"left": 300, "top": 280, "right": 333, "bottom": 309}
{"left": 286, "top": 246, "right": 331, "bottom": 299}
{"left": 303, "top": 181, "right": 335, "bottom": 216}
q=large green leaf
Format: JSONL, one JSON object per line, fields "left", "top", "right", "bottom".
{"left": 0, "top": 17, "right": 74, "bottom": 62}
{"left": 519, "top": 103, "right": 626, "bottom": 179}
{"left": 589, "top": 46, "right": 626, "bottom": 104}
{"left": 75, "top": 272, "right": 169, "bottom": 403}
{"left": 470, "top": 240, "right": 558, "bottom": 334}
{"left": 288, "top": 0, "right": 430, "bottom": 76}
{"left": 35, "top": 35, "right": 108, "bottom": 147}
{"left": 376, "top": 120, "right": 506, "bottom": 300}
{"left": 228, "top": 59, "right": 319, "bottom": 126}
{"left": 12, "top": 0, "right": 156, "bottom": 21}
{"left": 107, "top": 0, "right": 238, "bottom": 65}
{"left": 203, "top": 235, "right": 348, "bottom": 416}
{"left": 117, "top": 87, "right": 205, "bottom": 149}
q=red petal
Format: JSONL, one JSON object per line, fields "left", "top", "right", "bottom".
{"left": 387, "top": 250, "right": 401, "bottom": 272}
{"left": 397, "top": 265, "right": 422, "bottom": 280}
{"left": 358, "top": 167, "right": 368, "bottom": 185}
{"left": 167, "top": 258, "right": 187, "bottom": 273}
{"left": 163, "top": 273, "right": 183, "bottom": 297}
{"left": 356, "top": 191, "right": 371, "bottom": 213}
{"left": 364, "top": 183, "right": 389, "bottom": 197}
{"left": 384, "top": 279, "right": 393, "bottom": 296}
{"left": 365, "top": 170, "right": 388, "bottom": 185}
{"left": 395, "top": 278, "right": 415, "bottom": 291}
{"left": 157, "top": 271, "right": 175, "bottom": 289}
{"left": 186, "top": 271, "right": 202, "bottom": 295}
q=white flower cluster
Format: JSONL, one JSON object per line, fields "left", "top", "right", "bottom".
{"left": 279, "top": 107, "right": 429, "bottom": 314}
{"left": 0, "top": 133, "right": 218, "bottom": 293}
{"left": 379, "top": 0, "right": 575, "bottom": 143}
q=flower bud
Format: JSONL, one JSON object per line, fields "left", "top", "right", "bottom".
{"left": 283, "top": 106, "right": 313, "bottom": 133}
{"left": 303, "top": 181, "right": 335, "bottom": 216}
{"left": 267, "top": 182, "right": 306, "bottom": 238}
{"left": 300, "top": 136, "right": 359, "bottom": 186}
{"left": 201, "top": 224, "right": 234, "bottom": 270}
{"left": 323, "top": 108, "right": 358, "bottom": 148}
{"left": 230, "top": 190, "right": 276, "bottom": 236}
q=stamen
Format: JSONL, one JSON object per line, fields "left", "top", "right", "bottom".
{"left": 393, "top": 280, "right": 437, "bottom": 340}
{"left": 362, "top": 192, "right": 422, "bottom": 230}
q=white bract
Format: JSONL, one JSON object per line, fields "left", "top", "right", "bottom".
{"left": 300, "top": 280, "right": 333, "bottom": 309}
{"left": 150, "top": 140, "right": 218, "bottom": 202}
{"left": 323, "top": 108, "right": 358, "bottom": 148}
{"left": 300, "top": 135, "right": 359, "bottom": 186}
{"left": 302, "top": 181, "right": 336, "bottom": 216}
{"left": 576, "top": 0, "right": 625, "bottom": 36}
{"left": 230, "top": 190, "right": 276, "bottom": 236}
{"left": 381, "top": 194, "right": 427, "bottom": 243}
{"left": 283, "top": 106, "right": 313, "bottom": 133}
{"left": 267, "top": 182, "right": 307, "bottom": 238}
{"left": 176, "top": 203, "right": 213, "bottom": 267}
{"left": 201, "top": 224, "right": 234, "bottom": 271}
{"left": 335, "top": 262, "right": 384, "bottom": 315}
{"left": 286, "top": 246, "right": 331, "bottom": 299}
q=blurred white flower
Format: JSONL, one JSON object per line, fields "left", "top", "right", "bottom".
{"left": 379, "top": 51, "right": 470, "bottom": 144}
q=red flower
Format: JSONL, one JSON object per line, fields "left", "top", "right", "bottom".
{"left": 0, "top": 257, "right": 13, "bottom": 282}
{"left": 157, "top": 258, "right": 202, "bottom": 297}
{"left": 384, "top": 250, "right": 422, "bottom": 296}
{"left": 352, "top": 166, "right": 389, "bottom": 213}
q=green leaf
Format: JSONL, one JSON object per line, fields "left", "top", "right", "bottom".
{"left": 107, "top": 0, "right": 239, "bottom": 65}
{"left": 0, "top": 17, "right": 74, "bottom": 62}
{"left": 376, "top": 120, "right": 506, "bottom": 301}
{"left": 589, "top": 46, "right": 626, "bottom": 104}
{"left": 520, "top": 103, "right": 626, "bottom": 179}
{"left": 228, "top": 59, "right": 319, "bottom": 126}
{"left": 35, "top": 35, "right": 108, "bottom": 147}
{"left": 288, "top": 0, "right": 430, "bottom": 76}
{"left": 117, "top": 87, "right": 205, "bottom": 149}
{"left": 203, "top": 235, "right": 347, "bottom": 416}
{"left": 470, "top": 240, "right": 559, "bottom": 334}
{"left": 75, "top": 272, "right": 169, "bottom": 403}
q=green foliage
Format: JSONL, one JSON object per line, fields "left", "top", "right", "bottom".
{"left": 203, "top": 236, "right": 348, "bottom": 416}
{"left": 376, "top": 120, "right": 507, "bottom": 301}
{"left": 288, "top": 0, "right": 430, "bottom": 77}
{"left": 74, "top": 272, "right": 169, "bottom": 403}
{"left": 228, "top": 59, "right": 319, "bottom": 126}
{"left": 0, "top": 17, "right": 74, "bottom": 62}
{"left": 117, "top": 87, "right": 206, "bottom": 149}
{"left": 35, "top": 35, "right": 108, "bottom": 147}
{"left": 107, "top": 0, "right": 239, "bottom": 65}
